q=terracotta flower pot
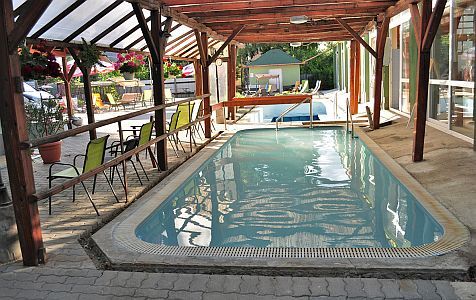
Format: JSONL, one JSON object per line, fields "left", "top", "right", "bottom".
{"left": 38, "top": 140, "right": 62, "bottom": 164}
{"left": 123, "top": 72, "right": 135, "bottom": 80}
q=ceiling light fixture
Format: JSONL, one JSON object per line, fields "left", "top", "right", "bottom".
{"left": 290, "top": 42, "right": 302, "bottom": 47}
{"left": 290, "top": 15, "right": 309, "bottom": 24}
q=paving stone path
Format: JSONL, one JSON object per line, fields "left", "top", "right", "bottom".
{"left": 0, "top": 111, "right": 475, "bottom": 300}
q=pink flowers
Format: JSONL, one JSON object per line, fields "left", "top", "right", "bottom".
{"left": 115, "top": 52, "right": 146, "bottom": 74}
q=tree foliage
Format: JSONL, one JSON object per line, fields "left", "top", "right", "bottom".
{"left": 238, "top": 43, "right": 336, "bottom": 90}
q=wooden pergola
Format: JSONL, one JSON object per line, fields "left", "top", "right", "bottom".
{"left": 0, "top": 0, "right": 447, "bottom": 266}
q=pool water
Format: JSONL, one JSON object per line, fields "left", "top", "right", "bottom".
{"left": 136, "top": 128, "right": 443, "bottom": 248}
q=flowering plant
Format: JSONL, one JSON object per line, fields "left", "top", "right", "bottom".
{"left": 163, "top": 58, "right": 184, "bottom": 78}
{"left": 20, "top": 43, "right": 62, "bottom": 81}
{"left": 114, "top": 52, "right": 146, "bottom": 73}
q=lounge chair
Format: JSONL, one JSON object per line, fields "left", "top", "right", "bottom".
{"left": 311, "top": 80, "right": 322, "bottom": 95}
{"left": 93, "top": 93, "right": 110, "bottom": 111}
{"left": 141, "top": 90, "right": 153, "bottom": 107}
{"left": 106, "top": 93, "right": 123, "bottom": 111}
{"left": 299, "top": 80, "right": 309, "bottom": 93}
{"left": 48, "top": 135, "right": 119, "bottom": 215}
{"left": 291, "top": 81, "right": 300, "bottom": 92}
{"left": 121, "top": 93, "right": 140, "bottom": 109}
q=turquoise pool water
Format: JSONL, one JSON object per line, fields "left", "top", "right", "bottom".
{"left": 136, "top": 128, "right": 443, "bottom": 248}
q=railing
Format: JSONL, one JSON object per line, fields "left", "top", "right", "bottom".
{"left": 275, "top": 97, "right": 312, "bottom": 131}
{"left": 346, "top": 97, "right": 354, "bottom": 138}
{"left": 25, "top": 94, "right": 212, "bottom": 203}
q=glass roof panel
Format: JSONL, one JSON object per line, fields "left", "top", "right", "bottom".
{"left": 37, "top": 0, "right": 113, "bottom": 41}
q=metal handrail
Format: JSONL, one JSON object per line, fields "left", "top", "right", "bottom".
{"left": 346, "top": 97, "right": 354, "bottom": 138}
{"left": 275, "top": 97, "right": 312, "bottom": 130}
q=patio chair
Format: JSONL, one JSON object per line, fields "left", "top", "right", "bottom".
{"left": 142, "top": 89, "right": 153, "bottom": 107}
{"left": 106, "top": 93, "right": 123, "bottom": 111}
{"left": 48, "top": 135, "right": 119, "bottom": 216}
{"left": 168, "top": 111, "right": 184, "bottom": 156}
{"left": 109, "top": 121, "right": 156, "bottom": 186}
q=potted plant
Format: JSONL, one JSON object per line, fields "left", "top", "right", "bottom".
{"left": 25, "top": 97, "right": 66, "bottom": 163}
{"left": 77, "top": 38, "right": 102, "bottom": 70}
{"left": 114, "top": 52, "right": 146, "bottom": 80}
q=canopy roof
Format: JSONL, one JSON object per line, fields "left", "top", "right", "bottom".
{"left": 12, "top": 0, "right": 414, "bottom": 60}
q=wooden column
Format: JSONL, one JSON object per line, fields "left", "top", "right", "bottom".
{"left": 61, "top": 56, "right": 75, "bottom": 129}
{"left": 354, "top": 40, "right": 361, "bottom": 114}
{"left": 0, "top": 0, "right": 48, "bottom": 266}
{"left": 69, "top": 48, "right": 96, "bottom": 139}
{"left": 412, "top": 0, "right": 447, "bottom": 161}
{"left": 227, "top": 44, "right": 237, "bottom": 120}
{"left": 150, "top": 10, "right": 170, "bottom": 171}
{"left": 349, "top": 40, "right": 356, "bottom": 114}
{"left": 199, "top": 32, "right": 211, "bottom": 138}
{"left": 193, "top": 59, "right": 203, "bottom": 96}
{"left": 373, "top": 16, "right": 389, "bottom": 130}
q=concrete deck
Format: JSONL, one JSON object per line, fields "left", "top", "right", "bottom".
{"left": 0, "top": 109, "right": 474, "bottom": 299}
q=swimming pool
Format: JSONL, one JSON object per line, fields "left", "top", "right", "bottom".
{"left": 136, "top": 127, "right": 440, "bottom": 248}
{"left": 95, "top": 127, "right": 468, "bottom": 263}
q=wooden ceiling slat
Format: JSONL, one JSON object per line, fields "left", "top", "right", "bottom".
{"left": 63, "top": 0, "right": 123, "bottom": 42}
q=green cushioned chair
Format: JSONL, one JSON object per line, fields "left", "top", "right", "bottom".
{"left": 48, "top": 135, "right": 119, "bottom": 216}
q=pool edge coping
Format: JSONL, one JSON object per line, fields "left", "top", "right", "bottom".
{"left": 91, "top": 126, "right": 471, "bottom": 276}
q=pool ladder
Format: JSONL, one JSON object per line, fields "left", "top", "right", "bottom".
{"left": 275, "top": 97, "right": 313, "bottom": 131}
{"left": 346, "top": 97, "right": 354, "bottom": 137}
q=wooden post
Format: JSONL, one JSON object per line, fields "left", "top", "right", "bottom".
{"left": 373, "top": 16, "right": 389, "bottom": 130}
{"left": 199, "top": 32, "right": 211, "bottom": 138}
{"left": 354, "top": 40, "right": 361, "bottom": 114}
{"left": 227, "top": 44, "right": 237, "bottom": 120}
{"left": 81, "top": 67, "right": 96, "bottom": 140}
{"left": 61, "top": 56, "right": 74, "bottom": 129}
{"left": 412, "top": 0, "right": 435, "bottom": 161}
{"left": 350, "top": 40, "right": 356, "bottom": 115}
{"left": 0, "top": 0, "right": 46, "bottom": 266}
{"left": 193, "top": 59, "right": 202, "bottom": 96}
{"left": 150, "top": 10, "right": 170, "bottom": 171}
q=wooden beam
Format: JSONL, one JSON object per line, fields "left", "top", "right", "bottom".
{"left": 194, "top": 29, "right": 208, "bottom": 66}
{"left": 0, "top": 0, "right": 45, "bottom": 266}
{"left": 63, "top": 0, "right": 122, "bottom": 42}
{"left": 336, "top": 18, "right": 377, "bottom": 58}
{"left": 61, "top": 56, "right": 74, "bottom": 129}
{"left": 422, "top": 0, "right": 447, "bottom": 52}
{"left": 132, "top": 3, "right": 160, "bottom": 64}
{"left": 31, "top": 0, "right": 86, "bottom": 39}
{"left": 373, "top": 15, "right": 390, "bottom": 129}
{"left": 8, "top": 0, "right": 52, "bottom": 53}
{"left": 207, "top": 25, "right": 244, "bottom": 67}
{"left": 409, "top": 3, "right": 421, "bottom": 45}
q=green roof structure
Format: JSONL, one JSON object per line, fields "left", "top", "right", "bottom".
{"left": 247, "top": 49, "right": 301, "bottom": 66}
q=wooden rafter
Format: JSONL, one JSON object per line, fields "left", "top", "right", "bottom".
{"left": 110, "top": 16, "right": 153, "bottom": 48}
{"left": 422, "top": 0, "right": 447, "bottom": 51}
{"left": 132, "top": 3, "right": 160, "bottom": 64}
{"left": 207, "top": 25, "right": 244, "bottom": 67}
{"left": 63, "top": 0, "right": 122, "bottom": 42}
{"left": 335, "top": 18, "right": 377, "bottom": 58}
{"left": 8, "top": 0, "right": 52, "bottom": 53}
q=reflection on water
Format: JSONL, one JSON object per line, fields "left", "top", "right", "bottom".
{"left": 136, "top": 128, "right": 443, "bottom": 248}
